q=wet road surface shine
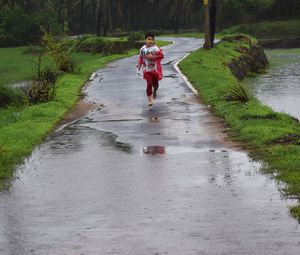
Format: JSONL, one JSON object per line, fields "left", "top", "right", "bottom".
{"left": 0, "top": 38, "right": 300, "bottom": 255}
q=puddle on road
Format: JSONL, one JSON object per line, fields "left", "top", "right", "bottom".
{"left": 163, "top": 73, "right": 178, "bottom": 78}
{"left": 98, "top": 118, "right": 142, "bottom": 123}
{"left": 52, "top": 124, "right": 134, "bottom": 154}
{"left": 142, "top": 145, "right": 229, "bottom": 156}
{"left": 97, "top": 131, "right": 133, "bottom": 153}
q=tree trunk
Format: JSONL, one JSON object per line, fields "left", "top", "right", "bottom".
{"left": 210, "top": 0, "right": 217, "bottom": 47}
{"left": 9, "top": 0, "right": 15, "bottom": 8}
{"left": 107, "top": 0, "right": 112, "bottom": 32}
{"left": 80, "top": 0, "right": 84, "bottom": 34}
{"left": 174, "top": 0, "right": 180, "bottom": 34}
{"left": 103, "top": 0, "right": 108, "bottom": 36}
{"left": 203, "top": 0, "right": 211, "bottom": 49}
{"left": 96, "top": 0, "right": 102, "bottom": 36}
{"left": 25, "top": 0, "right": 30, "bottom": 13}
{"left": 152, "top": 0, "right": 157, "bottom": 29}
{"left": 91, "top": 0, "right": 97, "bottom": 33}
{"left": 128, "top": 0, "right": 134, "bottom": 30}
{"left": 58, "top": 0, "right": 65, "bottom": 34}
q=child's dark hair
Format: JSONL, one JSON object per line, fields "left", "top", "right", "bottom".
{"left": 145, "top": 32, "right": 155, "bottom": 39}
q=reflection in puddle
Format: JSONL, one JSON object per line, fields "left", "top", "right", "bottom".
{"left": 149, "top": 116, "right": 159, "bottom": 123}
{"left": 143, "top": 146, "right": 166, "bottom": 155}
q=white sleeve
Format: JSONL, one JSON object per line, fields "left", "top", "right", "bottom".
{"left": 140, "top": 45, "right": 146, "bottom": 54}
{"left": 154, "top": 46, "right": 160, "bottom": 52}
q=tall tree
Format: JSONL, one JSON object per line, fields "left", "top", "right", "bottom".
{"left": 210, "top": 0, "right": 217, "bottom": 47}
{"left": 80, "top": 0, "right": 84, "bottom": 34}
{"left": 58, "top": 0, "right": 65, "bottom": 33}
{"left": 174, "top": 0, "right": 180, "bottom": 34}
{"left": 203, "top": 0, "right": 211, "bottom": 49}
{"left": 96, "top": 0, "right": 102, "bottom": 36}
{"left": 107, "top": 0, "right": 112, "bottom": 31}
{"left": 24, "top": 0, "right": 30, "bottom": 13}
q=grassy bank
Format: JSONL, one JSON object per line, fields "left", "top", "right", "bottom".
{"left": 0, "top": 40, "right": 171, "bottom": 186}
{"left": 222, "top": 20, "right": 300, "bottom": 39}
{"left": 179, "top": 39, "right": 300, "bottom": 221}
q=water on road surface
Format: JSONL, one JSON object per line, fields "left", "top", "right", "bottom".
{"left": 0, "top": 39, "right": 299, "bottom": 255}
{"left": 247, "top": 49, "right": 300, "bottom": 120}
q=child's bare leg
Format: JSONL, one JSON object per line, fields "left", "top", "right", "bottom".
{"left": 153, "top": 77, "right": 159, "bottom": 99}
{"left": 145, "top": 73, "right": 154, "bottom": 106}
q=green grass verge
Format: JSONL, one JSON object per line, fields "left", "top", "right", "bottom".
{"left": 179, "top": 40, "right": 300, "bottom": 221}
{"left": 222, "top": 20, "right": 300, "bottom": 39}
{"left": 0, "top": 40, "right": 170, "bottom": 186}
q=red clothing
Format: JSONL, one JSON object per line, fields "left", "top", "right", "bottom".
{"left": 144, "top": 72, "right": 159, "bottom": 97}
{"left": 138, "top": 45, "right": 164, "bottom": 80}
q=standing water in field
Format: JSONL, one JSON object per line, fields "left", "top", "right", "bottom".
{"left": 246, "top": 49, "right": 300, "bottom": 120}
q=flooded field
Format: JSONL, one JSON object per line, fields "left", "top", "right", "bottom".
{"left": 246, "top": 48, "right": 300, "bottom": 120}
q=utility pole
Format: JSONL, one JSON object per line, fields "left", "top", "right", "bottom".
{"left": 203, "top": 0, "right": 211, "bottom": 49}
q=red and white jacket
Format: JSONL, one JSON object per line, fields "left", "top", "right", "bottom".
{"left": 138, "top": 45, "right": 164, "bottom": 80}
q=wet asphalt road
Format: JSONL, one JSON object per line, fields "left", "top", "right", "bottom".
{"left": 1, "top": 38, "right": 300, "bottom": 255}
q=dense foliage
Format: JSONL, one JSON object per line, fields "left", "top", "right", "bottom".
{"left": 0, "top": 0, "right": 299, "bottom": 46}
{"left": 0, "top": 84, "right": 24, "bottom": 107}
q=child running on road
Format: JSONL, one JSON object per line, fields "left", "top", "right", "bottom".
{"left": 136, "top": 32, "right": 164, "bottom": 106}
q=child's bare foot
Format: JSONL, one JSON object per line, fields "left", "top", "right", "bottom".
{"left": 148, "top": 95, "right": 154, "bottom": 106}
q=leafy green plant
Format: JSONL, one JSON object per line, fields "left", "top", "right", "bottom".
{"left": 226, "top": 83, "right": 251, "bottom": 103}
{"left": 76, "top": 36, "right": 105, "bottom": 52}
{"left": 27, "top": 55, "right": 58, "bottom": 104}
{"left": 0, "top": 84, "right": 25, "bottom": 108}
{"left": 127, "top": 32, "right": 144, "bottom": 42}
{"left": 28, "top": 79, "right": 55, "bottom": 104}
{"left": 42, "top": 30, "right": 76, "bottom": 73}
{"left": 75, "top": 36, "right": 135, "bottom": 55}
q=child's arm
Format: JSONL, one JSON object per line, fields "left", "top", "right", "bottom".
{"left": 138, "top": 54, "right": 144, "bottom": 65}
{"left": 155, "top": 49, "right": 164, "bottom": 60}
{"left": 136, "top": 49, "right": 144, "bottom": 69}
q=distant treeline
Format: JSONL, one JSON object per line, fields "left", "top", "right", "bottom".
{"left": 0, "top": 0, "right": 299, "bottom": 46}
